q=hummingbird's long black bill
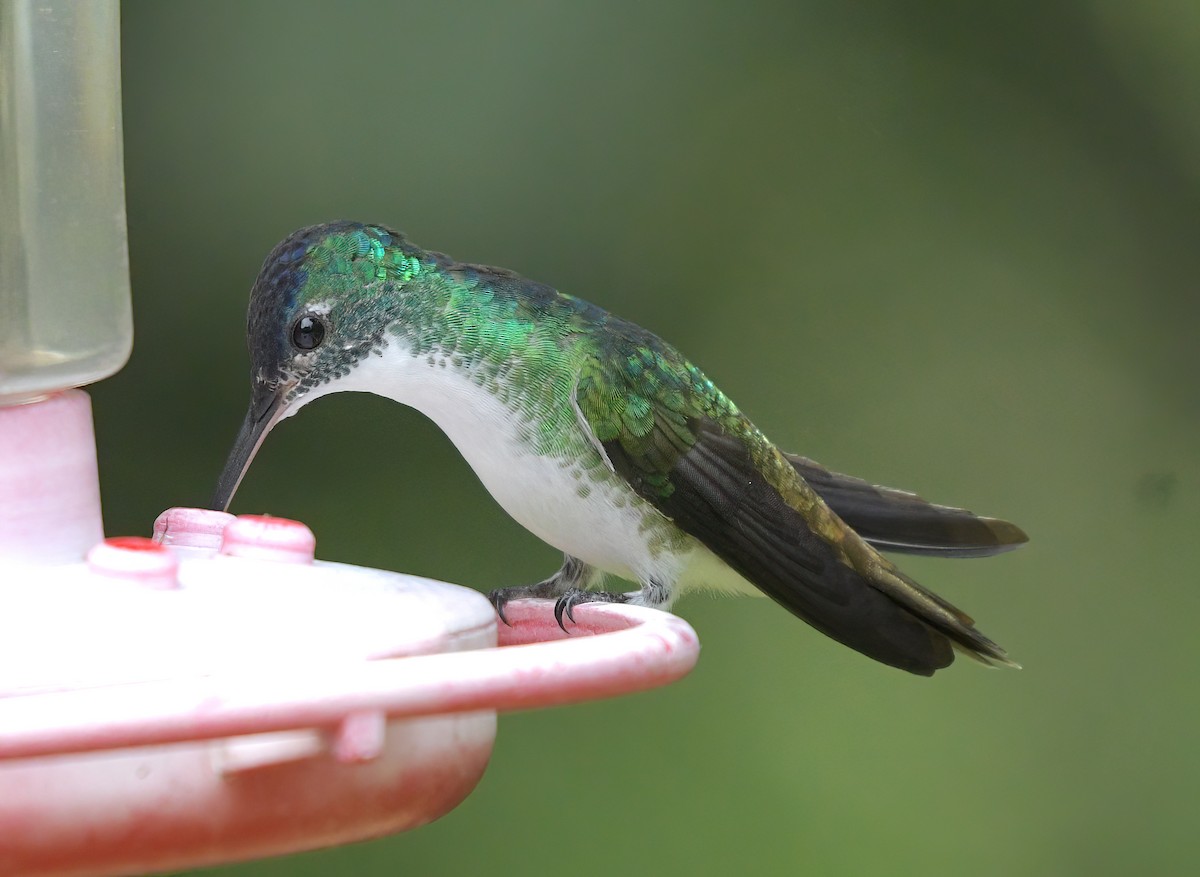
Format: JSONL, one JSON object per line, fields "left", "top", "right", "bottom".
{"left": 211, "top": 385, "right": 287, "bottom": 511}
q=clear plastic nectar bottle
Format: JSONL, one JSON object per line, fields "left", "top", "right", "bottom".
{"left": 0, "top": 0, "right": 132, "bottom": 405}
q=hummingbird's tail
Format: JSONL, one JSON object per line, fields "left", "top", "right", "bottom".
{"left": 782, "top": 453, "right": 1024, "bottom": 670}
{"left": 785, "top": 454, "right": 1029, "bottom": 558}
{"left": 639, "top": 424, "right": 1022, "bottom": 675}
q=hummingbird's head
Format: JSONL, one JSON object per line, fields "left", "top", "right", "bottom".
{"left": 211, "top": 221, "right": 415, "bottom": 510}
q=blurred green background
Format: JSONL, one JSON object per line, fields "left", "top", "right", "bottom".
{"left": 98, "top": 1, "right": 1197, "bottom": 875}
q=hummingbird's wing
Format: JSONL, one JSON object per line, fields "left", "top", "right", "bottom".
{"left": 574, "top": 347, "right": 1014, "bottom": 675}
{"left": 785, "top": 455, "right": 1028, "bottom": 558}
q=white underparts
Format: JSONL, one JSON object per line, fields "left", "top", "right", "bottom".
{"left": 287, "top": 339, "right": 760, "bottom": 602}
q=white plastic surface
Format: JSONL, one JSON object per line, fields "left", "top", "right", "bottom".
{"left": 0, "top": 390, "right": 103, "bottom": 564}
{"left": 0, "top": 508, "right": 700, "bottom": 876}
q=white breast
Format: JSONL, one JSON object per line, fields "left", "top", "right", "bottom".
{"left": 291, "top": 341, "right": 676, "bottom": 584}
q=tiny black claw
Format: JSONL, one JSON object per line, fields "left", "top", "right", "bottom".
{"left": 552, "top": 589, "right": 589, "bottom": 632}
{"left": 553, "top": 594, "right": 572, "bottom": 632}
{"left": 487, "top": 590, "right": 513, "bottom": 627}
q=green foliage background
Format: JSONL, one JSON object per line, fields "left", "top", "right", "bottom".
{"left": 98, "top": 2, "right": 1198, "bottom": 874}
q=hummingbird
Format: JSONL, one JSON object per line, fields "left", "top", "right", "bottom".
{"left": 212, "top": 221, "right": 1027, "bottom": 676}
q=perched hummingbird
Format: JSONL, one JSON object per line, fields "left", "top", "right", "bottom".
{"left": 213, "top": 221, "right": 1027, "bottom": 676}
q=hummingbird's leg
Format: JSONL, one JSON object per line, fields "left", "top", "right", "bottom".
{"left": 487, "top": 554, "right": 601, "bottom": 625}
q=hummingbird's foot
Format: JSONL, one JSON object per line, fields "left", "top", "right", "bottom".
{"left": 487, "top": 554, "right": 599, "bottom": 625}
{"left": 488, "top": 579, "right": 567, "bottom": 625}
{"left": 553, "top": 588, "right": 631, "bottom": 631}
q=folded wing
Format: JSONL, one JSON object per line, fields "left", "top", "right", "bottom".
{"left": 573, "top": 344, "right": 1016, "bottom": 675}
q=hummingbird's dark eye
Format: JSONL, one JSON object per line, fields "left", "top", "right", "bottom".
{"left": 291, "top": 315, "right": 326, "bottom": 351}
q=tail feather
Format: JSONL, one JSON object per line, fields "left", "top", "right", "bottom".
{"left": 786, "top": 453, "right": 1029, "bottom": 558}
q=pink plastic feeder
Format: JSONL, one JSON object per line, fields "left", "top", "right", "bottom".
{"left": 0, "top": 402, "right": 699, "bottom": 876}
{"left": 0, "top": 4, "right": 700, "bottom": 874}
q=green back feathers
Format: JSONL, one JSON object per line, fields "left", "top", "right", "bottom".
{"left": 254, "top": 222, "right": 774, "bottom": 482}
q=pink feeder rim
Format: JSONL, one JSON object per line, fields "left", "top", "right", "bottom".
{"left": 0, "top": 496, "right": 700, "bottom": 876}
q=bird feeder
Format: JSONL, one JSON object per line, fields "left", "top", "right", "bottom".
{"left": 0, "top": 4, "right": 699, "bottom": 874}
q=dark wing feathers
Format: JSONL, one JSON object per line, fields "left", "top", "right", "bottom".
{"left": 787, "top": 455, "right": 1029, "bottom": 557}
{"left": 574, "top": 341, "right": 1018, "bottom": 675}
{"left": 636, "top": 421, "right": 956, "bottom": 674}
